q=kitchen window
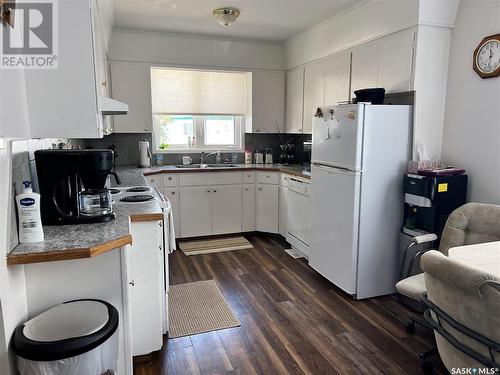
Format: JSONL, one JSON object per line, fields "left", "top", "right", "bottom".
{"left": 150, "top": 67, "right": 247, "bottom": 152}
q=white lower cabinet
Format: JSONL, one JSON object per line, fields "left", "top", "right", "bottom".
{"left": 162, "top": 188, "right": 180, "bottom": 234}
{"left": 256, "top": 184, "right": 279, "bottom": 233}
{"left": 212, "top": 185, "right": 242, "bottom": 235}
{"left": 127, "top": 221, "right": 163, "bottom": 356}
{"left": 180, "top": 187, "right": 212, "bottom": 237}
{"left": 149, "top": 171, "right": 281, "bottom": 237}
{"left": 242, "top": 185, "right": 256, "bottom": 232}
{"left": 279, "top": 185, "right": 289, "bottom": 236}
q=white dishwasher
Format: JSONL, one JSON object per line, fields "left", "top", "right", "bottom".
{"left": 286, "top": 177, "right": 311, "bottom": 257}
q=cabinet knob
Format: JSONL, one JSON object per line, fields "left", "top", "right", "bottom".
{"left": 168, "top": 177, "right": 172, "bottom": 180}
{"left": 145, "top": 128, "right": 149, "bottom": 131}
{"left": 245, "top": 188, "right": 249, "bottom": 191}
{"left": 171, "top": 191, "right": 175, "bottom": 195}
{"left": 101, "top": 81, "right": 107, "bottom": 87}
{"left": 129, "top": 280, "right": 135, "bottom": 286}
{"left": 348, "top": 111, "right": 357, "bottom": 120}
{"left": 213, "top": 189, "right": 217, "bottom": 193}
{"left": 258, "top": 187, "right": 263, "bottom": 191}
{"left": 207, "top": 190, "right": 211, "bottom": 193}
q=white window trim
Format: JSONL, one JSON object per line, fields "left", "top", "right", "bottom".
{"left": 152, "top": 115, "right": 245, "bottom": 153}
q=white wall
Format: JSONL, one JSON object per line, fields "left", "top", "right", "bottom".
{"left": 441, "top": 0, "right": 500, "bottom": 204}
{"left": 284, "top": 0, "right": 419, "bottom": 69}
{"left": 110, "top": 30, "right": 285, "bottom": 71}
{"left": 0, "top": 140, "right": 29, "bottom": 375}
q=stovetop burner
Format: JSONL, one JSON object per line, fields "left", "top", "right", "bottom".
{"left": 119, "top": 194, "right": 155, "bottom": 203}
{"left": 109, "top": 188, "right": 121, "bottom": 195}
{"left": 126, "top": 186, "right": 151, "bottom": 193}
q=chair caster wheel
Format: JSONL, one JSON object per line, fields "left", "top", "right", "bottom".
{"left": 421, "top": 360, "right": 434, "bottom": 373}
{"left": 405, "top": 321, "right": 416, "bottom": 334}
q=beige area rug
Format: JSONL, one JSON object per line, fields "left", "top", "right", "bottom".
{"left": 179, "top": 236, "right": 253, "bottom": 256}
{"left": 168, "top": 280, "right": 240, "bottom": 338}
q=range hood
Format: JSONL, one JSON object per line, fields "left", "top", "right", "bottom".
{"left": 100, "top": 96, "right": 129, "bottom": 115}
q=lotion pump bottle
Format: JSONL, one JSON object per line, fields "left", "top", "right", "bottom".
{"left": 16, "top": 181, "right": 44, "bottom": 243}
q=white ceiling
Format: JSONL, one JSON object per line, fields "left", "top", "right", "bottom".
{"left": 113, "top": 0, "right": 362, "bottom": 42}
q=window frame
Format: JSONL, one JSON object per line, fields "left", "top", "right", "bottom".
{"left": 152, "top": 114, "right": 244, "bottom": 153}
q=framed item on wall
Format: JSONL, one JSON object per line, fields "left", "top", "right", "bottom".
{"left": 473, "top": 33, "right": 500, "bottom": 79}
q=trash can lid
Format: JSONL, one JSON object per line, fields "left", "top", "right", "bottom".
{"left": 23, "top": 300, "right": 108, "bottom": 342}
{"left": 12, "top": 299, "right": 118, "bottom": 361}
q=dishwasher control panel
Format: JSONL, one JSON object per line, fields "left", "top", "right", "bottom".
{"left": 288, "top": 177, "right": 310, "bottom": 196}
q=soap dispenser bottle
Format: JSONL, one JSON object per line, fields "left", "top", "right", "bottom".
{"left": 16, "top": 181, "right": 44, "bottom": 243}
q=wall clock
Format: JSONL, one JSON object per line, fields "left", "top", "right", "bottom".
{"left": 473, "top": 33, "right": 500, "bottom": 79}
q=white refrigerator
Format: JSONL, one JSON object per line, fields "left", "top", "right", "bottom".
{"left": 309, "top": 103, "right": 412, "bottom": 299}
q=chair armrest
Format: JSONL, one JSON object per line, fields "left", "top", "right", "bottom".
{"left": 399, "top": 233, "right": 438, "bottom": 279}
{"left": 414, "top": 233, "right": 438, "bottom": 244}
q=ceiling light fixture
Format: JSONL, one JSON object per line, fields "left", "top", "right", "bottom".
{"left": 212, "top": 7, "right": 240, "bottom": 26}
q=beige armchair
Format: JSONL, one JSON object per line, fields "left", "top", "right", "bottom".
{"left": 421, "top": 250, "right": 500, "bottom": 372}
{"left": 395, "top": 203, "right": 500, "bottom": 369}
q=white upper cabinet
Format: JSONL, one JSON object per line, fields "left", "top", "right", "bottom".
{"left": 248, "top": 71, "right": 285, "bottom": 133}
{"left": 26, "top": 0, "right": 103, "bottom": 138}
{"left": 351, "top": 28, "right": 415, "bottom": 97}
{"left": 351, "top": 42, "right": 379, "bottom": 97}
{"left": 110, "top": 62, "right": 152, "bottom": 133}
{"left": 302, "top": 61, "right": 325, "bottom": 134}
{"left": 285, "top": 68, "right": 304, "bottom": 133}
{"left": 0, "top": 70, "right": 31, "bottom": 138}
{"left": 378, "top": 30, "right": 415, "bottom": 93}
{"left": 323, "top": 52, "right": 351, "bottom": 106}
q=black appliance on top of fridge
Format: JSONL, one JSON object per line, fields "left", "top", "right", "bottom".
{"left": 35, "top": 149, "right": 121, "bottom": 225}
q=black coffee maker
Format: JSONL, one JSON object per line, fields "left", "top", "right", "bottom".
{"left": 35, "top": 150, "right": 121, "bottom": 225}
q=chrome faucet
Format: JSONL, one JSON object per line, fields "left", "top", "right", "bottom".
{"left": 200, "top": 151, "right": 221, "bottom": 165}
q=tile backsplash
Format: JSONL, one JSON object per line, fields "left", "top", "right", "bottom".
{"left": 75, "top": 132, "right": 312, "bottom": 166}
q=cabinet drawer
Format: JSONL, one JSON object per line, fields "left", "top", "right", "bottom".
{"left": 179, "top": 172, "right": 242, "bottom": 186}
{"left": 163, "top": 174, "right": 178, "bottom": 187}
{"left": 280, "top": 173, "right": 290, "bottom": 187}
{"left": 145, "top": 174, "right": 162, "bottom": 187}
{"left": 243, "top": 172, "right": 255, "bottom": 184}
{"left": 256, "top": 172, "right": 279, "bottom": 185}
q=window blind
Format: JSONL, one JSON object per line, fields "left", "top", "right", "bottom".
{"left": 151, "top": 68, "right": 247, "bottom": 115}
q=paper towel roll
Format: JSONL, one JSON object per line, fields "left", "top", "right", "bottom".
{"left": 139, "top": 141, "right": 151, "bottom": 167}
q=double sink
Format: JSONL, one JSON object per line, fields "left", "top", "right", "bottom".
{"left": 175, "top": 164, "right": 239, "bottom": 169}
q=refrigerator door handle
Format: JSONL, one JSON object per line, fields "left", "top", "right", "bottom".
{"left": 313, "top": 164, "right": 361, "bottom": 175}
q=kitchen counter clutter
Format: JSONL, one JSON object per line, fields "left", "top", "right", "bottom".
{"left": 7, "top": 196, "right": 163, "bottom": 266}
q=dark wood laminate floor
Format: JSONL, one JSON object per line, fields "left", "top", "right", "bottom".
{"left": 134, "top": 234, "right": 446, "bottom": 375}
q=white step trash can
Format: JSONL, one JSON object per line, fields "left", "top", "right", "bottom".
{"left": 12, "top": 299, "right": 119, "bottom": 375}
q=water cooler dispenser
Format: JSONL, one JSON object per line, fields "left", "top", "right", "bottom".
{"left": 400, "top": 173, "right": 468, "bottom": 277}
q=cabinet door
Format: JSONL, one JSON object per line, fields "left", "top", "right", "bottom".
{"left": 302, "top": 61, "right": 325, "bottom": 134}
{"left": 128, "top": 221, "right": 163, "bottom": 356}
{"left": 242, "top": 185, "right": 256, "bottom": 232}
{"left": 255, "top": 184, "right": 279, "bottom": 233}
{"left": 324, "top": 52, "right": 351, "bottom": 106}
{"left": 279, "top": 186, "right": 288, "bottom": 236}
{"left": 212, "top": 185, "right": 242, "bottom": 235}
{"left": 351, "top": 43, "right": 379, "bottom": 98}
{"left": 179, "top": 187, "right": 212, "bottom": 237}
{"left": 251, "top": 71, "right": 285, "bottom": 133}
{"left": 377, "top": 30, "right": 414, "bottom": 92}
{"left": 285, "top": 68, "right": 304, "bottom": 133}
{"left": 163, "top": 188, "right": 180, "bottom": 237}
{"left": 26, "top": 0, "right": 101, "bottom": 138}
{"left": 110, "top": 62, "right": 152, "bottom": 133}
